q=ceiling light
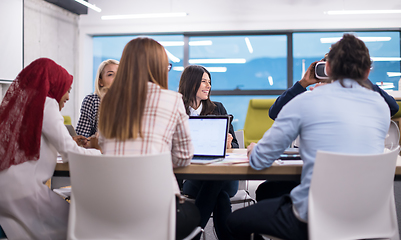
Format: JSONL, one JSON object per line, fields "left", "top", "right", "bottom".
{"left": 172, "top": 66, "right": 227, "bottom": 72}
{"left": 325, "top": 10, "right": 401, "bottom": 15}
{"left": 75, "top": 0, "right": 101, "bottom": 12}
{"left": 189, "top": 41, "right": 212, "bottom": 46}
{"left": 268, "top": 76, "right": 273, "bottom": 86}
{"left": 158, "top": 40, "right": 212, "bottom": 47}
{"left": 189, "top": 59, "right": 246, "bottom": 64}
{"left": 387, "top": 72, "right": 401, "bottom": 77}
{"left": 245, "top": 38, "right": 253, "bottom": 54}
{"left": 172, "top": 66, "right": 184, "bottom": 71}
{"left": 165, "top": 49, "right": 180, "bottom": 63}
{"left": 102, "top": 12, "right": 187, "bottom": 20}
{"left": 204, "top": 67, "right": 227, "bottom": 73}
{"left": 371, "top": 57, "right": 401, "bottom": 62}
{"left": 320, "top": 37, "right": 391, "bottom": 43}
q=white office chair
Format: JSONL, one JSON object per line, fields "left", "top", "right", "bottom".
{"left": 308, "top": 146, "right": 400, "bottom": 240}
{"left": 234, "top": 130, "right": 245, "bottom": 149}
{"left": 385, "top": 120, "right": 400, "bottom": 150}
{"left": 67, "top": 151, "right": 200, "bottom": 240}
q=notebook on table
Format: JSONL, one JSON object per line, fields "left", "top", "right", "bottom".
{"left": 188, "top": 115, "right": 230, "bottom": 164}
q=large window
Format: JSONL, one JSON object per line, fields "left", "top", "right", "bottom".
{"left": 92, "top": 30, "right": 401, "bottom": 130}
{"left": 293, "top": 32, "right": 401, "bottom": 89}
{"left": 188, "top": 35, "right": 288, "bottom": 91}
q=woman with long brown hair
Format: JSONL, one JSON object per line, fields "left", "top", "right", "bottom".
{"left": 98, "top": 37, "right": 199, "bottom": 240}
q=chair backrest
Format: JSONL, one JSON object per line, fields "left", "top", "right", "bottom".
{"left": 67, "top": 152, "right": 175, "bottom": 240}
{"left": 63, "top": 115, "right": 72, "bottom": 125}
{"left": 234, "top": 130, "right": 245, "bottom": 148}
{"left": 243, "top": 99, "right": 275, "bottom": 147}
{"left": 385, "top": 120, "right": 400, "bottom": 150}
{"left": 308, "top": 146, "right": 400, "bottom": 240}
{"left": 392, "top": 101, "right": 401, "bottom": 118}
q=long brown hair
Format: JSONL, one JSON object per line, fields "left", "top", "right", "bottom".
{"left": 327, "top": 34, "right": 372, "bottom": 89}
{"left": 178, "top": 65, "right": 215, "bottom": 115}
{"left": 98, "top": 37, "right": 169, "bottom": 140}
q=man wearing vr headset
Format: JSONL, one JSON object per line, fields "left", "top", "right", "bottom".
{"left": 269, "top": 56, "right": 399, "bottom": 120}
{"left": 255, "top": 54, "right": 399, "bottom": 202}
{"left": 227, "top": 34, "right": 396, "bottom": 240}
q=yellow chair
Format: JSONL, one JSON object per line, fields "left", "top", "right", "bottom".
{"left": 63, "top": 116, "right": 72, "bottom": 125}
{"left": 391, "top": 101, "right": 401, "bottom": 145}
{"left": 243, "top": 99, "right": 276, "bottom": 147}
{"left": 391, "top": 101, "right": 401, "bottom": 119}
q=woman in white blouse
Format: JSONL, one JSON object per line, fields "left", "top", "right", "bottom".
{"left": 0, "top": 58, "right": 101, "bottom": 240}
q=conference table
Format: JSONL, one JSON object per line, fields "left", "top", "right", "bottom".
{"left": 54, "top": 149, "right": 401, "bottom": 181}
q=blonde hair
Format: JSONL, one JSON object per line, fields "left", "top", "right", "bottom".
{"left": 94, "top": 59, "right": 119, "bottom": 96}
{"left": 98, "top": 37, "right": 169, "bottom": 140}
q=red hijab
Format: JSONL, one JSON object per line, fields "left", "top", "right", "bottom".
{"left": 0, "top": 58, "right": 73, "bottom": 171}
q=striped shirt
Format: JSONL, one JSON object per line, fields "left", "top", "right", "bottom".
{"left": 100, "top": 82, "right": 194, "bottom": 193}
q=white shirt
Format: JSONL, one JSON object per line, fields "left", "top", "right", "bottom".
{"left": 250, "top": 79, "right": 390, "bottom": 221}
{"left": 0, "top": 97, "right": 100, "bottom": 240}
{"left": 189, "top": 102, "right": 203, "bottom": 116}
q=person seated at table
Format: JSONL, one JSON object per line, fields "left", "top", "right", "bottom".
{"left": 178, "top": 65, "right": 239, "bottom": 240}
{"left": 255, "top": 54, "right": 399, "bottom": 202}
{"left": 226, "top": 34, "right": 391, "bottom": 240}
{"left": 97, "top": 37, "right": 200, "bottom": 240}
{"left": 0, "top": 58, "right": 101, "bottom": 240}
{"left": 76, "top": 59, "right": 119, "bottom": 138}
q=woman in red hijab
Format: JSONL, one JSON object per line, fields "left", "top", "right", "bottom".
{"left": 0, "top": 58, "right": 101, "bottom": 240}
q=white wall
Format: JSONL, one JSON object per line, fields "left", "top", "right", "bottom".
{"left": 24, "top": 0, "right": 79, "bottom": 125}
{"left": 0, "top": 0, "right": 23, "bottom": 81}
{"left": 0, "top": 0, "right": 23, "bottom": 103}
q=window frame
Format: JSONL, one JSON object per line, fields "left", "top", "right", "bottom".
{"left": 93, "top": 29, "right": 401, "bottom": 96}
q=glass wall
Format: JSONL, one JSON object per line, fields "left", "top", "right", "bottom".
{"left": 188, "top": 35, "right": 287, "bottom": 91}
{"left": 293, "top": 31, "right": 401, "bottom": 89}
{"left": 92, "top": 31, "right": 401, "bottom": 130}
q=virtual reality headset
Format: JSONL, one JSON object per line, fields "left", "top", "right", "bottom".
{"left": 315, "top": 62, "right": 329, "bottom": 80}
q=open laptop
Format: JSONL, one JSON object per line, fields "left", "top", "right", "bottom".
{"left": 188, "top": 115, "right": 230, "bottom": 164}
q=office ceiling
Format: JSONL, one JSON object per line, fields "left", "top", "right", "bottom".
{"left": 74, "top": 0, "right": 401, "bottom": 34}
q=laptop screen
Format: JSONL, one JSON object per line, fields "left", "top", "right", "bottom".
{"left": 188, "top": 116, "right": 229, "bottom": 157}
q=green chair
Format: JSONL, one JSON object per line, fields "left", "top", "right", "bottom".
{"left": 391, "top": 101, "right": 401, "bottom": 145}
{"left": 243, "top": 99, "right": 276, "bottom": 147}
{"left": 63, "top": 115, "right": 72, "bottom": 125}
{"left": 391, "top": 101, "right": 401, "bottom": 119}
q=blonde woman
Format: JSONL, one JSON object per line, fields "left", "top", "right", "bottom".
{"left": 76, "top": 59, "right": 119, "bottom": 138}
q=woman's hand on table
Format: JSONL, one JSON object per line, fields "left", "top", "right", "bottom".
{"left": 72, "top": 135, "right": 88, "bottom": 147}
{"left": 227, "top": 133, "right": 233, "bottom": 149}
{"left": 86, "top": 133, "right": 102, "bottom": 152}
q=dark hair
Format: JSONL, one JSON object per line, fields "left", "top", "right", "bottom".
{"left": 327, "top": 34, "right": 372, "bottom": 88}
{"left": 178, "top": 65, "right": 216, "bottom": 115}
